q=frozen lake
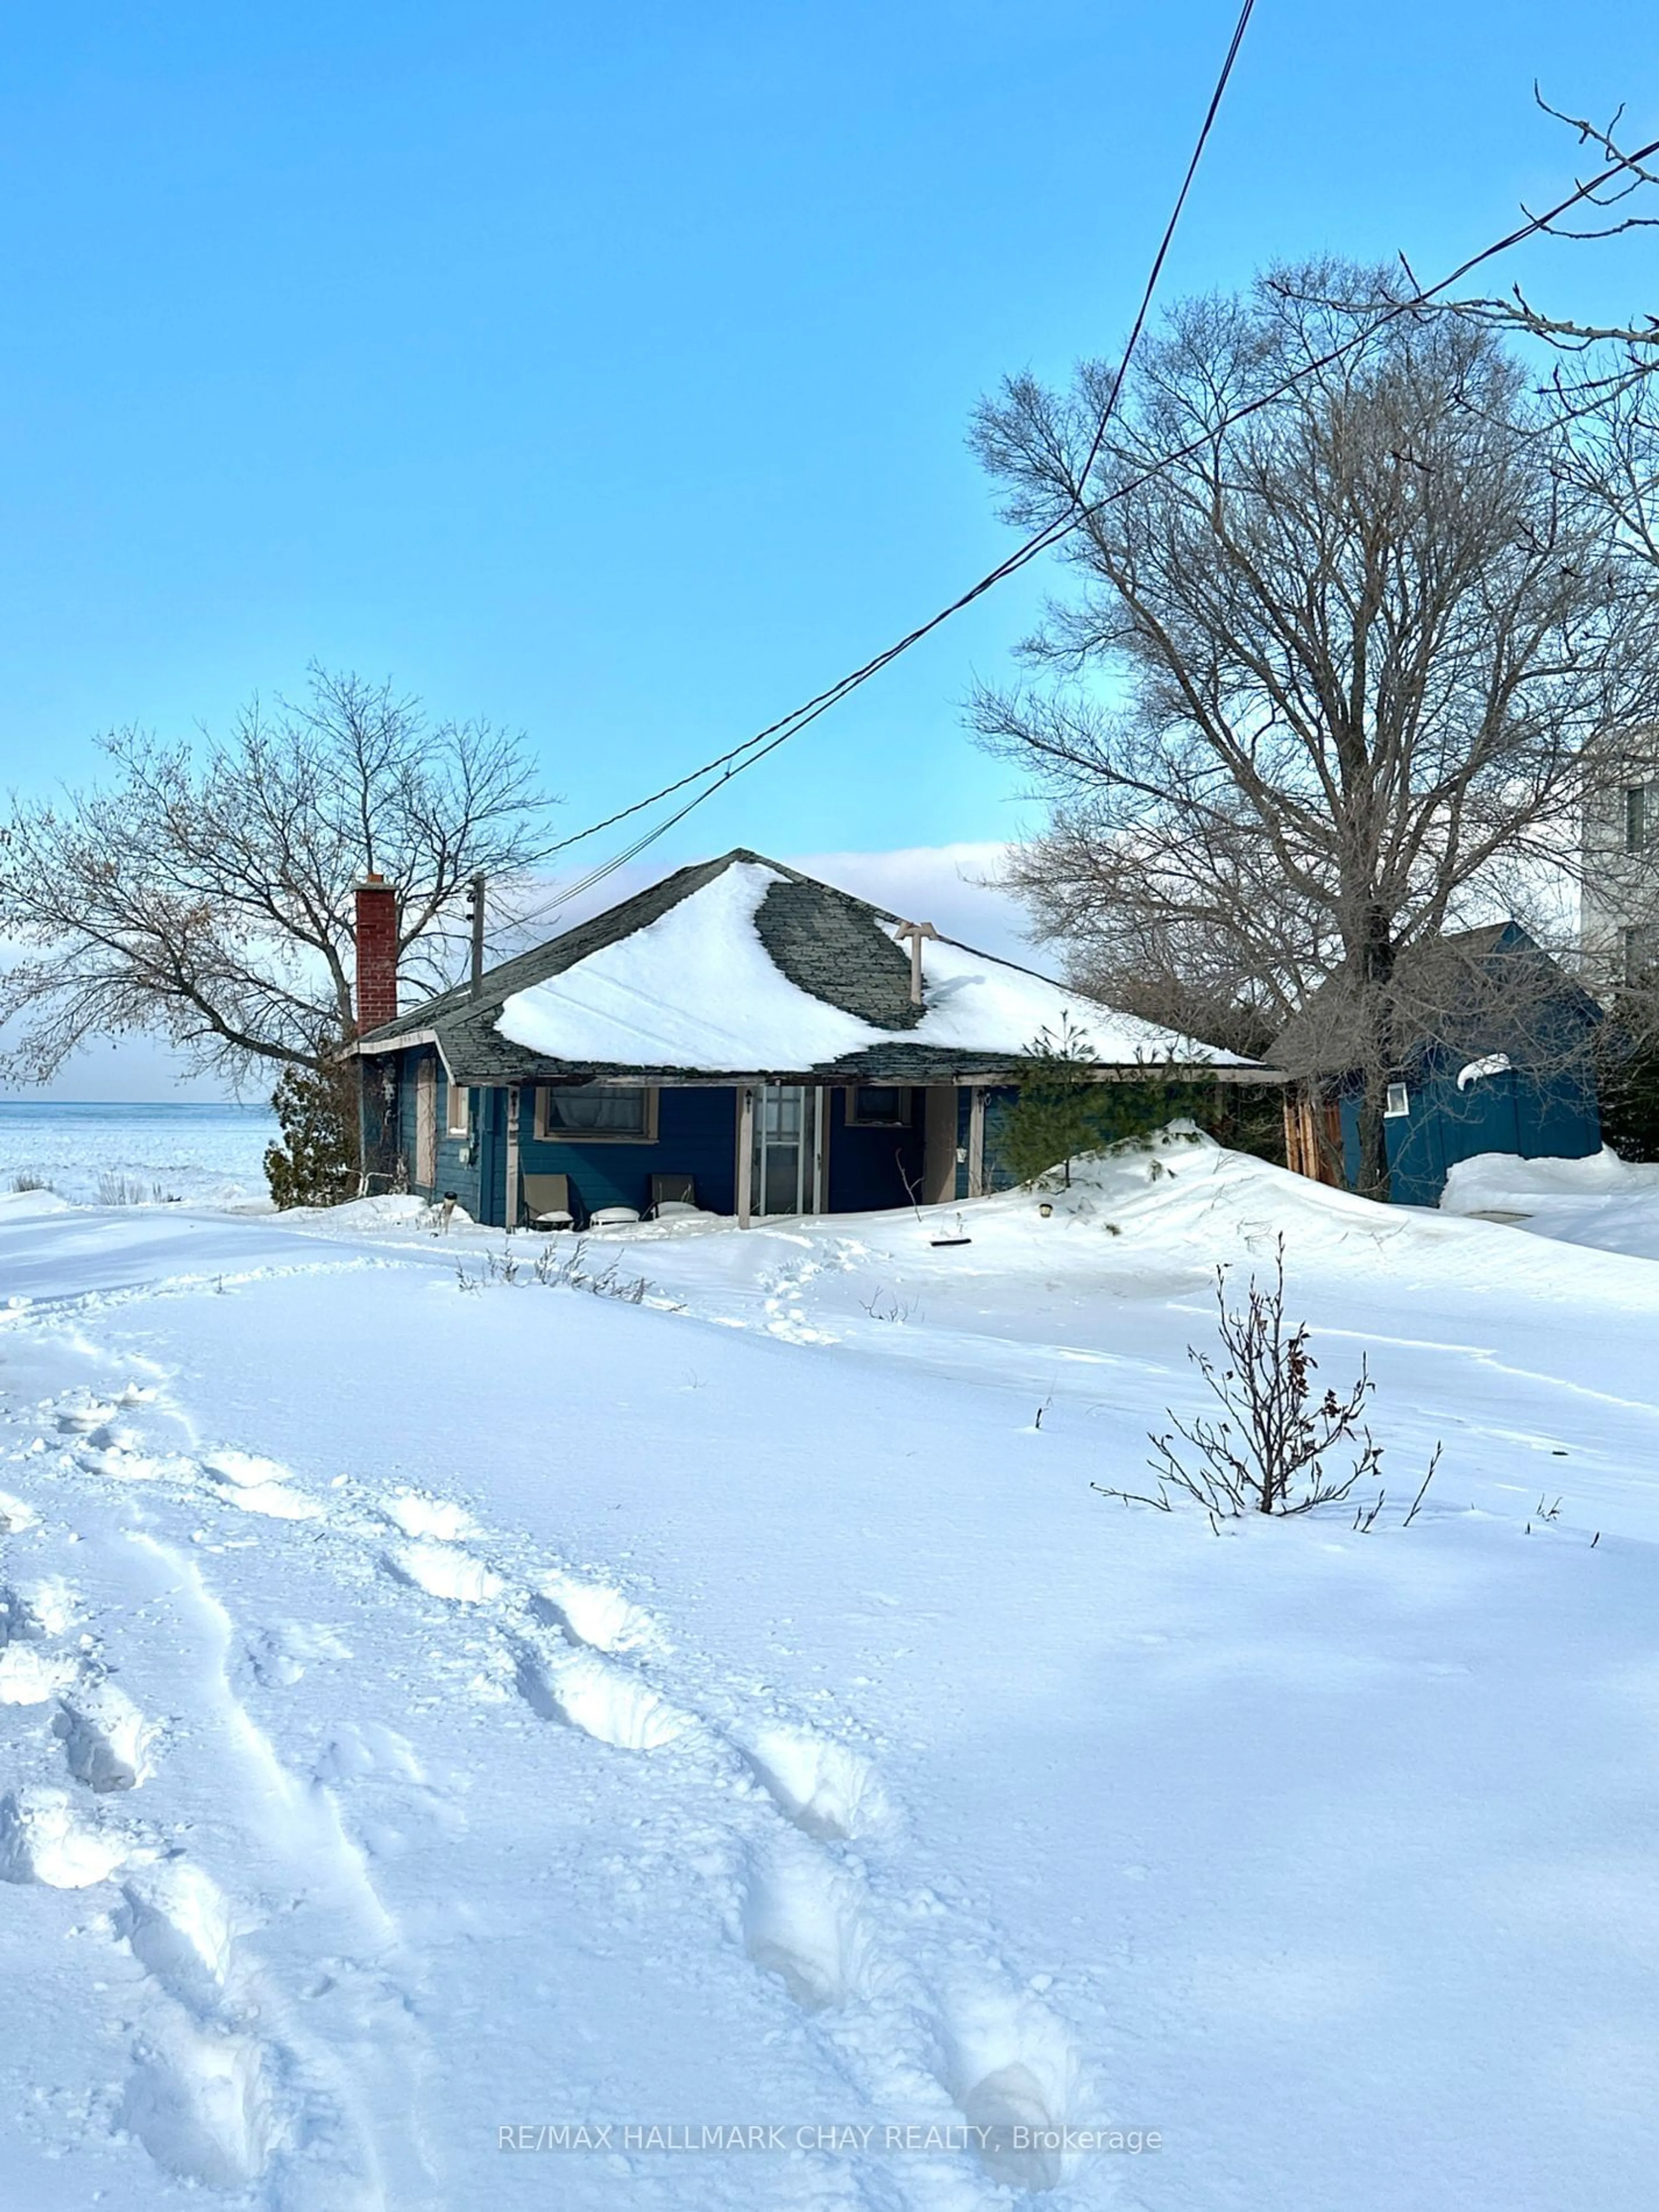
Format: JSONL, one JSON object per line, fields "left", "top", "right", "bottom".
{"left": 0, "top": 1101, "right": 279, "bottom": 1208}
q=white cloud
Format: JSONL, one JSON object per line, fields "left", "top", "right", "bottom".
{"left": 782, "top": 843, "right": 1036, "bottom": 965}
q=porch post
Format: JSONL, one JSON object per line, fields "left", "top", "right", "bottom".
{"left": 922, "top": 1085, "right": 957, "bottom": 1204}
{"left": 505, "top": 1084, "right": 521, "bottom": 1228}
{"left": 811, "top": 1085, "right": 829, "bottom": 1214}
{"left": 736, "top": 1086, "right": 755, "bottom": 1228}
{"left": 967, "top": 1085, "right": 987, "bottom": 1198}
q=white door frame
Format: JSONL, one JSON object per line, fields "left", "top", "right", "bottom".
{"left": 744, "top": 1082, "right": 821, "bottom": 1219}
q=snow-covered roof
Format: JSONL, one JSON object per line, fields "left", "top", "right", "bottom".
{"left": 358, "top": 850, "right": 1258, "bottom": 1084}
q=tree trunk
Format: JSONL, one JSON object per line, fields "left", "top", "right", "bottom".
{"left": 1353, "top": 903, "right": 1397, "bottom": 1203}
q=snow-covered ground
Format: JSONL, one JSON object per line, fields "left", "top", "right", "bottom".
{"left": 1443, "top": 1144, "right": 1659, "bottom": 1261}
{"left": 1, "top": 1133, "right": 1656, "bottom": 2209}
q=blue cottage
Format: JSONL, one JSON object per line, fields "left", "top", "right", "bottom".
{"left": 1271, "top": 921, "right": 1604, "bottom": 1206}
{"left": 349, "top": 850, "right": 1256, "bottom": 1228}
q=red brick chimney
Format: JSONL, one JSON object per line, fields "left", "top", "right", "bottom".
{"left": 354, "top": 874, "right": 399, "bottom": 1034}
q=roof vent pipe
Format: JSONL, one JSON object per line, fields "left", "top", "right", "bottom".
{"left": 893, "top": 920, "right": 940, "bottom": 1007}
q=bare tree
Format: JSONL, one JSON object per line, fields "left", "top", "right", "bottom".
{"left": 1001, "top": 766, "right": 1339, "bottom": 1058}
{"left": 1449, "top": 96, "right": 1659, "bottom": 402}
{"left": 0, "top": 666, "right": 553, "bottom": 1084}
{"left": 971, "top": 261, "right": 1659, "bottom": 1197}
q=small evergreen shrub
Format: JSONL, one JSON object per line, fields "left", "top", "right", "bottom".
{"left": 1595, "top": 1001, "right": 1659, "bottom": 1163}
{"left": 999, "top": 1019, "right": 1284, "bottom": 1187}
{"left": 998, "top": 1018, "right": 1107, "bottom": 1188}
{"left": 264, "top": 1061, "right": 359, "bottom": 1210}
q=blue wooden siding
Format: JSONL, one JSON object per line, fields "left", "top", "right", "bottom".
{"left": 513, "top": 1082, "right": 929, "bottom": 1221}
{"left": 1327, "top": 924, "right": 1605, "bottom": 1205}
{"left": 379, "top": 1062, "right": 1038, "bottom": 1220}
{"left": 1338, "top": 1059, "right": 1599, "bottom": 1207}
{"left": 824, "top": 1087, "right": 926, "bottom": 1213}
{"left": 474, "top": 1084, "right": 507, "bottom": 1227}
{"left": 396, "top": 1048, "right": 488, "bottom": 1217}
{"left": 516, "top": 1085, "right": 740, "bottom": 1221}
{"left": 979, "top": 1085, "right": 1021, "bottom": 1193}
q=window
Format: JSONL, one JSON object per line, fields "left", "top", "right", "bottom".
{"left": 1383, "top": 1082, "right": 1411, "bottom": 1119}
{"left": 845, "top": 1084, "right": 912, "bottom": 1128}
{"left": 445, "top": 1080, "right": 471, "bottom": 1138}
{"left": 534, "top": 1084, "right": 657, "bottom": 1143}
{"left": 1625, "top": 784, "right": 1649, "bottom": 855}
{"left": 1624, "top": 925, "right": 1659, "bottom": 988}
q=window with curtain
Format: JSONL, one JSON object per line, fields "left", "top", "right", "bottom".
{"left": 535, "top": 1085, "right": 655, "bottom": 1141}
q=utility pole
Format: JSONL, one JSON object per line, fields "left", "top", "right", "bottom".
{"left": 468, "top": 874, "right": 486, "bottom": 997}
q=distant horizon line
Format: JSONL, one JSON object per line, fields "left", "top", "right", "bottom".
{"left": 0, "top": 1096, "right": 268, "bottom": 1109}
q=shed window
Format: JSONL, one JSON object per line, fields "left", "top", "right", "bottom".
{"left": 534, "top": 1084, "right": 657, "bottom": 1143}
{"left": 445, "top": 1081, "right": 471, "bottom": 1138}
{"left": 1383, "top": 1082, "right": 1411, "bottom": 1119}
{"left": 1625, "top": 784, "right": 1649, "bottom": 855}
{"left": 846, "top": 1085, "right": 912, "bottom": 1128}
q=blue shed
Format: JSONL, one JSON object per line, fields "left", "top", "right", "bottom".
{"left": 1271, "top": 922, "right": 1603, "bottom": 1206}
{"left": 349, "top": 850, "right": 1259, "bottom": 1228}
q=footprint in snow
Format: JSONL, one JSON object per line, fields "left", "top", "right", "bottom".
{"left": 0, "top": 1488, "right": 41, "bottom": 1532}
{"left": 0, "top": 1643, "right": 79, "bottom": 1703}
{"left": 3, "top": 1575, "right": 78, "bottom": 1640}
{"left": 55, "top": 1394, "right": 120, "bottom": 1435}
{"left": 0, "top": 1577, "right": 83, "bottom": 1705}
{"left": 0, "top": 1783, "right": 133, "bottom": 1888}
{"left": 381, "top": 1491, "right": 478, "bottom": 1543}
{"left": 55, "top": 1675, "right": 158, "bottom": 1792}
{"left": 530, "top": 1570, "right": 662, "bottom": 1656}
{"left": 738, "top": 1834, "right": 885, "bottom": 2012}
{"left": 115, "top": 1858, "right": 242, "bottom": 2012}
{"left": 75, "top": 1441, "right": 166, "bottom": 1483}
{"left": 511, "top": 1643, "right": 693, "bottom": 1752}
{"left": 241, "top": 1620, "right": 353, "bottom": 1690}
{"left": 121, "top": 2023, "right": 275, "bottom": 2193}
{"left": 314, "top": 1720, "right": 427, "bottom": 1787}
{"left": 935, "top": 1986, "right": 1085, "bottom": 2195}
{"left": 201, "top": 1449, "right": 324, "bottom": 1521}
{"left": 387, "top": 1541, "right": 502, "bottom": 1604}
{"left": 742, "top": 1727, "right": 887, "bottom": 1842}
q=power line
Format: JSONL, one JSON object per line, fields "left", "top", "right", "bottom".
{"left": 496, "top": 0, "right": 1259, "bottom": 941}
{"left": 503, "top": 77, "right": 1659, "bottom": 941}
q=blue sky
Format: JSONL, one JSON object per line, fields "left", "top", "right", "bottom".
{"left": 1, "top": 1, "right": 1655, "bottom": 1095}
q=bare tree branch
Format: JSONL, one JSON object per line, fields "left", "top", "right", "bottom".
{"left": 971, "top": 261, "right": 1659, "bottom": 1195}
{"left": 0, "top": 665, "right": 558, "bottom": 1085}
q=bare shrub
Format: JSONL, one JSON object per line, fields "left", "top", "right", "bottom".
{"left": 97, "top": 1172, "right": 149, "bottom": 1207}
{"left": 1096, "top": 1237, "right": 1436, "bottom": 1519}
{"left": 464, "top": 1235, "right": 663, "bottom": 1307}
